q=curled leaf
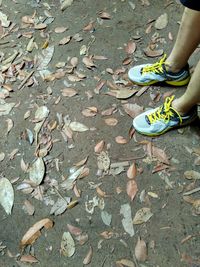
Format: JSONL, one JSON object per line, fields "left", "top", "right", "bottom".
{"left": 127, "top": 162, "right": 137, "bottom": 179}
{"left": 126, "top": 180, "right": 138, "bottom": 201}
{"left": 83, "top": 246, "right": 93, "bottom": 265}
{"left": 94, "top": 140, "right": 105, "bottom": 153}
{"left": 20, "top": 218, "right": 53, "bottom": 249}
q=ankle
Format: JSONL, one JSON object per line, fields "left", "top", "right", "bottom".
{"left": 172, "top": 99, "right": 190, "bottom": 115}
{"left": 165, "top": 61, "right": 183, "bottom": 73}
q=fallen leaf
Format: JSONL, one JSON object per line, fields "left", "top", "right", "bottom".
{"left": 94, "top": 140, "right": 105, "bottom": 153}
{"left": 104, "top": 118, "right": 118, "bottom": 126}
{"left": 155, "top": 13, "right": 168, "bottom": 30}
{"left": 127, "top": 162, "right": 137, "bottom": 179}
{"left": 50, "top": 197, "right": 70, "bottom": 215}
{"left": 125, "top": 41, "right": 136, "bottom": 54}
{"left": 83, "top": 21, "right": 94, "bottom": 31}
{"left": 61, "top": 0, "right": 74, "bottom": 11}
{"left": 116, "top": 88, "right": 138, "bottom": 99}
{"left": 135, "top": 237, "right": 148, "bottom": 262}
{"left": 0, "top": 152, "right": 5, "bottom": 162}
{"left": 62, "top": 88, "right": 78, "bottom": 97}
{"left": 67, "top": 224, "right": 82, "bottom": 236}
{"left": 20, "top": 218, "right": 53, "bottom": 249}
{"left": 116, "top": 259, "right": 135, "bottom": 267}
{"left": 82, "top": 57, "right": 95, "bottom": 69}
{"left": 29, "top": 158, "right": 45, "bottom": 185}
{"left": 144, "top": 47, "right": 164, "bottom": 58}
{"left": 0, "top": 178, "right": 14, "bottom": 215}
{"left": 126, "top": 180, "right": 138, "bottom": 201}
{"left": 82, "top": 106, "right": 98, "bottom": 117}
{"left": 55, "top": 27, "right": 68, "bottom": 33}
{"left": 69, "top": 122, "right": 89, "bottom": 132}
{"left": 5, "top": 118, "right": 13, "bottom": 135}
{"left": 60, "top": 232, "right": 75, "bottom": 257}
{"left": 101, "top": 210, "right": 112, "bottom": 226}
{"left": 115, "top": 136, "right": 128, "bottom": 144}
{"left": 123, "top": 103, "right": 143, "bottom": 118}
{"left": 23, "top": 200, "right": 35, "bottom": 216}
{"left": 133, "top": 207, "right": 153, "bottom": 224}
{"left": 120, "top": 203, "right": 135, "bottom": 237}
{"left": 184, "top": 170, "right": 200, "bottom": 180}
{"left": 83, "top": 246, "right": 93, "bottom": 265}
{"left": 20, "top": 255, "right": 38, "bottom": 263}
{"left": 34, "top": 23, "right": 47, "bottom": 30}
{"left": 97, "top": 151, "right": 110, "bottom": 171}
{"left": 59, "top": 36, "right": 71, "bottom": 45}
{"left": 98, "top": 10, "right": 111, "bottom": 19}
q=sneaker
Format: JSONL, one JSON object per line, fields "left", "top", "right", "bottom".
{"left": 128, "top": 54, "right": 190, "bottom": 86}
{"left": 133, "top": 95, "right": 198, "bottom": 136}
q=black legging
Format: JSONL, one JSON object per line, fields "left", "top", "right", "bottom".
{"left": 180, "top": 0, "right": 200, "bottom": 11}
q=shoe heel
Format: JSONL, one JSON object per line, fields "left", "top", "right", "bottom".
{"left": 165, "top": 76, "right": 191, "bottom": 86}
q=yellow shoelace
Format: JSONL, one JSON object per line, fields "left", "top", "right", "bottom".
{"left": 142, "top": 54, "right": 167, "bottom": 75}
{"left": 147, "top": 95, "right": 183, "bottom": 124}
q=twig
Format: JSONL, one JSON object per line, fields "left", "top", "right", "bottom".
{"left": 101, "top": 256, "right": 108, "bottom": 267}
{"left": 183, "top": 186, "right": 200, "bottom": 196}
{"left": 112, "top": 154, "right": 146, "bottom": 161}
{"left": 18, "top": 70, "right": 34, "bottom": 90}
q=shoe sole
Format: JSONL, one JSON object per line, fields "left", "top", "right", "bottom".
{"left": 130, "top": 75, "right": 191, "bottom": 87}
{"left": 134, "top": 115, "right": 198, "bottom": 137}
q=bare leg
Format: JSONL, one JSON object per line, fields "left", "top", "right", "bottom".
{"left": 172, "top": 59, "right": 200, "bottom": 113}
{"left": 166, "top": 8, "right": 200, "bottom": 72}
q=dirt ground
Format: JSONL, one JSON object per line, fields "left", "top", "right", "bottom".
{"left": 0, "top": 0, "right": 200, "bottom": 266}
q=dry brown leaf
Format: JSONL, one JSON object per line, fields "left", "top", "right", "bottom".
{"left": 59, "top": 36, "right": 71, "bottom": 45}
{"left": 94, "top": 140, "right": 105, "bottom": 153}
{"left": 62, "top": 88, "right": 78, "bottom": 97}
{"left": 82, "top": 57, "right": 95, "bottom": 69}
{"left": 21, "top": 16, "right": 34, "bottom": 24}
{"left": 116, "top": 88, "right": 138, "bottom": 99}
{"left": 34, "top": 23, "right": 47, "bottom": 30}
{"left": 126, "top": 180, "right": 138, "bottom": 201}
{"left": 116, "top": 259, "right": 135, "bottom": 267}
{"left": 82, "top": 107, "right": 98, "bottom": 117}
{"left": 20, "top": 218, "right": 53, "bottom": 249}
{"left": 20, "top": 255, "right": 38, "bottom": 263}
{"left": 144, "top": 47, "right": 164, "bottom": 58}
{"left": 83, "top": 246, "right": 93, "bottom": 265}
{"left": 70, "top": 57, "right": 78, "bottom": 67}
{"left": 83, "top": 21, "right": 94, "bottom": 31}
{"left": 127, "top": 162, "right": 137, "bottom": 179}
{"left": 115, "top": 136, "right": 128, "bottom": 144}
{"left": 55, "top": 27, "right": 68, "bottom": 33}
{"left": 123, "top": 103, "right": 143, "bottom": 118}
{"left": 123, "top": 57, "right": 132, "bottom": 65}
{"left": 135, "top": 237, "right": 148, "bottom": 262}
{"left": 96, "top": 186, "right": 107, "bottom": 197}
{"left": 133, "top": 207, "right": 153, "bottom": 225}
{"left": 152, "top": 146, "right": 169, "bottom": 165}
{"left": 125, "top": 41, "right": 136, "bottom": 54}
{"left": 98, "top": 11, "right": 111, "bottom": 19}
{"left": 67, "top": 224, "right": 82, "bottom": 236}
{"left": 101, "top": 107, "right": 116, "bottom": 116}
{"left": 5, "top": 118, "right": 13, "bottom": 135}
{"left": 104, "top": 118, "right": 118, "bottom": 126}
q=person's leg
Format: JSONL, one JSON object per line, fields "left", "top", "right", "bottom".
{"left": 166, "top": 8, "right": 200, "bottom": 72}
{"left": 172, "top": 59, "right": 200, "bottom": 114}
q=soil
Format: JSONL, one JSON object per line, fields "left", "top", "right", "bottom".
{"left": 0, "top": 0, "right": 200, "bottom": 267}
